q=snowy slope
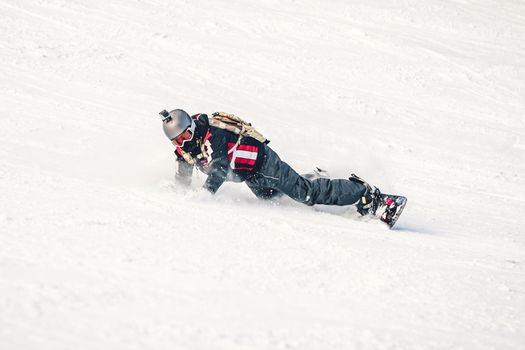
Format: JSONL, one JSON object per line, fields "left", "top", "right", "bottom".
{"left": 1, "top": 0, "right": 524, "bottom": 349}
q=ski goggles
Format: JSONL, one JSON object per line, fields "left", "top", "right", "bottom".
{"left": 171, "top": 123, "right": 195, "bottom": 147}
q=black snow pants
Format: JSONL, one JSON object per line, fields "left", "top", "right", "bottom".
{"left": 244, "top": 144, "right": 366, "bottom": 206}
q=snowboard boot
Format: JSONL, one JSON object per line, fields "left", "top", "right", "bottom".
{"left": 349, "top": 173, "right": 383, "bottom": 216}
{"left": 349, "top": 173, "right": 406, "bottom": 227}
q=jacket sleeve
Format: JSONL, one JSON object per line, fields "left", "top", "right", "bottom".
{"left": 203, "top": 133, "right": 229, "bottom": 194}
{"left": 174, "top": 150, "right": 193, "bottom": 186}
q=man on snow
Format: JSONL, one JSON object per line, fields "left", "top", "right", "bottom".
{"left": 159, "top": 109, "right": 397, "bottom": 222}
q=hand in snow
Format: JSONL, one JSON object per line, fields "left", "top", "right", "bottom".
{"left": 174, "top": 172, "right": 192, "bottom": 187}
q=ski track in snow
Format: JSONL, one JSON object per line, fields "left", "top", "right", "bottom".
{"left": 1, "top": 0, "right": 524, "bottom": 349}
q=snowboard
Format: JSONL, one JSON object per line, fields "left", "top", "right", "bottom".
{"left": 375, "top": 193, "right": 407, "bottom": 229}
{"left": 304, "top": 168, "right": 407, "bottom": 229}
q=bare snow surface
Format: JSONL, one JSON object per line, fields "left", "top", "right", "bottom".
{"left": 1, "top": 0, "right": 524, "bottom": 349}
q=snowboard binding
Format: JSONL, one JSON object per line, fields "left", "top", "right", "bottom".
{"left": 350, "top": 174, "right": 381, "bottom": 216}
{"left": 349, "top": 174, "right": 407, "bottom": 229}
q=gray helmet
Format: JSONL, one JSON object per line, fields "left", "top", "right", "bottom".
{"left": 162, "top": 109, "right": 195, "bottom": 141}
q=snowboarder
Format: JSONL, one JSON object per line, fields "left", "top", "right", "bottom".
{"left": 158, "top": 109, "right": 406, "bottom": 227}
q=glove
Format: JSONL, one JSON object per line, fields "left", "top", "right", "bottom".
{"left": 174, "top": 172, "right": 192, "bottom": 187}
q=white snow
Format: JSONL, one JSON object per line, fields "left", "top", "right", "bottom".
{"left": 1, "top": 0, "right": 524, "bottom": 349}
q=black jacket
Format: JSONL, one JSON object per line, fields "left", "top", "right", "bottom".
{"left": 175, "top": 113, "right": 266, "bottom": 193}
